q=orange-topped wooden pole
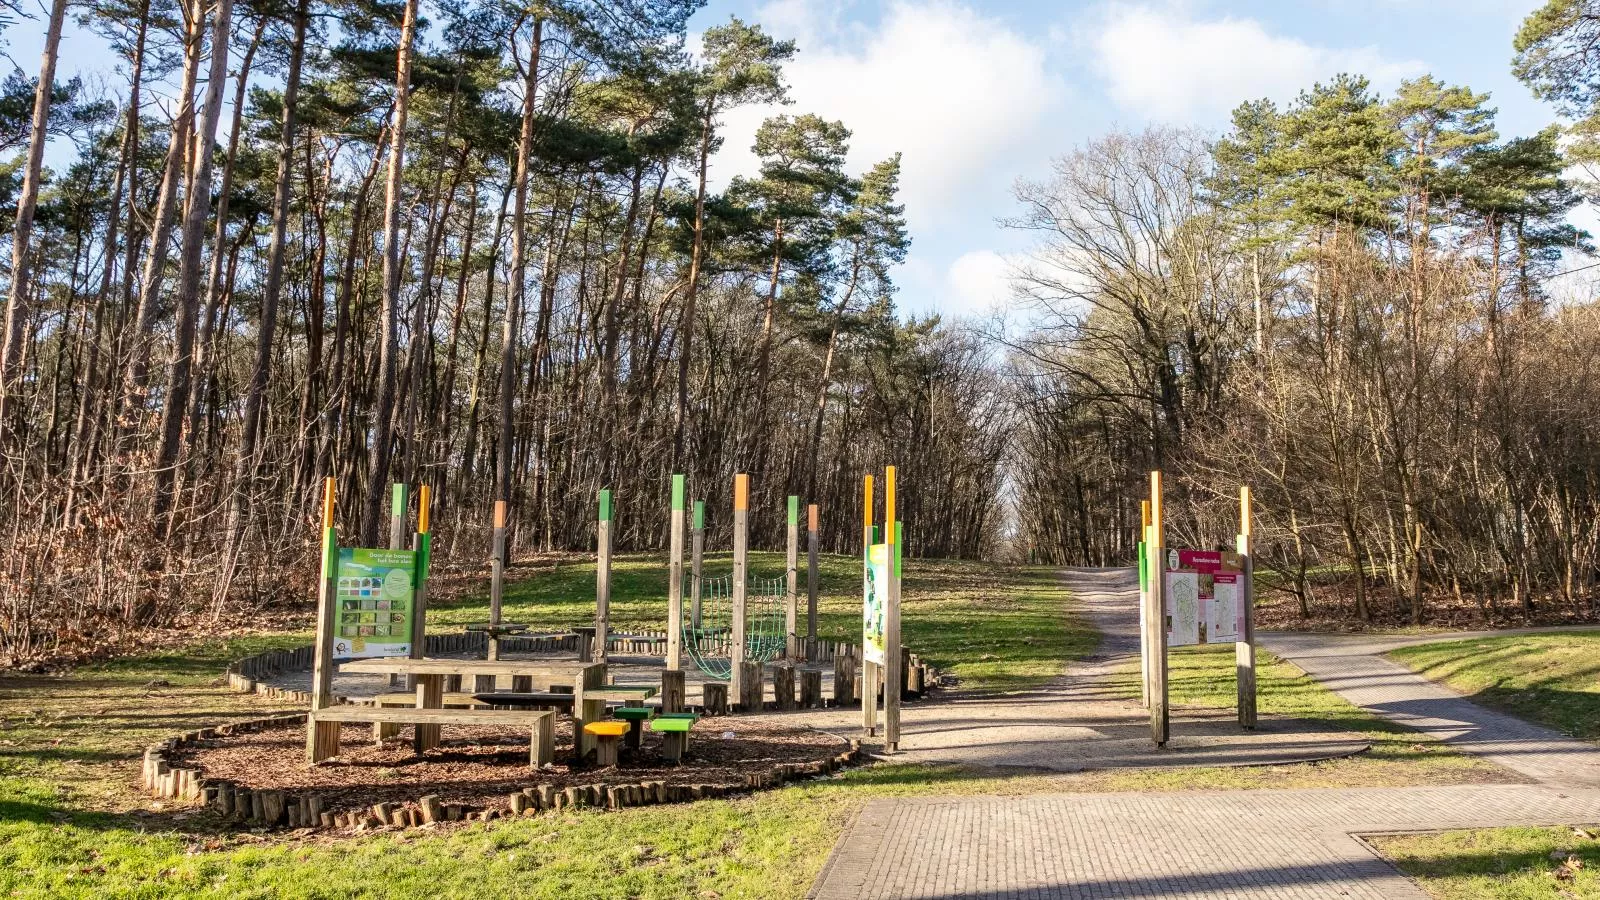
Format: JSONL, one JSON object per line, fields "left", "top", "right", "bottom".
{"left": 488, "top": 498, "right": 507, "bottom": 660}
{"left": 1139, "top": 498, "right": 1152, "bottom": 708}
{"left": 731, "top": 474, "right": 752, "bottom": 708}
{"left": 806, "top": 503, "right": 820, "bottom": 661}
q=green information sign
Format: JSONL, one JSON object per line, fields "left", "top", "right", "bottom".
{"left": 333, "top": 547, "right": 417, "bottom": 659}
{"left": 863, "top": 543, "right": 888, "bottom": 665}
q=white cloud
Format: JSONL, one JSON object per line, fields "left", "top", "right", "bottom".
{"left": 943, "top": 250, "right": 1017, "bottom": 319}
{"left": 708, "top": 1, "right": 1065, "bottom": 232}
{"left": 1086, "top": 3, "right": 1427, "bottom": 123}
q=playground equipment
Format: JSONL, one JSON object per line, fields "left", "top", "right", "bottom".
{"left": 672, "top": 473, "right": 813, "bottom": 708}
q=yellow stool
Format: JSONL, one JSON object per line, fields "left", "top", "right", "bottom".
{"left": 583, "top": 721, "right": 630, "bottom": 767}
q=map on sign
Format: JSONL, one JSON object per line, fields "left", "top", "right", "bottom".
{"left": 1164, "top": 549, "right": 1244, "bottom": 647}
{"left": 862, "top": 543, "right": 888, "bottom": 665}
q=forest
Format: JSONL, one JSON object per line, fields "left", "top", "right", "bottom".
{"left": 1009, "top": 2, "right": 1600, "bottom": 625}
{"left": 4, "top": 0, "right": 1600, "bottom": 665}
{"left": 0, "top": 0, "right": 1006, "bottom": 664}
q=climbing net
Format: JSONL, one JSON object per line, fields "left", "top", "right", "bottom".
{"left": 680, "top": 571, "right": 789, "bottom": 680}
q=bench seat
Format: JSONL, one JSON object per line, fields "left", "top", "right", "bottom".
{"left": 471, "top": 691, "right": 575, "bottom": 708}
{"left": 308, "top": 707, "right": 556, "bottom": 767}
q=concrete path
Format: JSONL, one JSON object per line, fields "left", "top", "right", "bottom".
{"left": 809, "top": 567, "right": 1600, "bottom": 899}
{"left": 781, "top": 566, "right": 1365, "bottom": 771}
{"left": 1261, "top": 626, "right": 1600, "bottom": 787}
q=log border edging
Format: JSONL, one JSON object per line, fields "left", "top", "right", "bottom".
{"left": 141, "top": 714, "right": 865, "bottom": 832}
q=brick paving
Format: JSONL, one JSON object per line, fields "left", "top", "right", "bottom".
{"left": 809, "top": 567, "right": 1600, "bottom": 899}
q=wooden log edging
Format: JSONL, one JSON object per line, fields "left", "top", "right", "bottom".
{"left": 141, "top": 713, "right": 866, "bottom": 832}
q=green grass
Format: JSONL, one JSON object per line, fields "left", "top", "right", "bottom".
{"left": 429, "top": 552, "right": 1091, "bottom": 693}
{"left": 1389, "top": 633, "right": 1600, "bottom": 742}
{"left": 1370, "top": 825, "right": 1600, "bottom": 899}
{"left": 1093, "top": 644, "right": 1514, "bottom": 789}
{"left": 0, "top": 558, "right": 1091, "bottom": 899}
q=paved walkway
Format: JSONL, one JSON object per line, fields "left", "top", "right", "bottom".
{"left": 810, "top": 567, "right": 1600, "bottom": 899}
{"left": 782, "top": 566, "right": 1366, "bottom": 771}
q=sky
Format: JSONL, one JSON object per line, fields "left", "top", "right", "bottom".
{"left": 4, "top": 0, "right": 1560, "bottom": 320}
{"left": 685, "top": 0, "right": 1555, "bottom": 319}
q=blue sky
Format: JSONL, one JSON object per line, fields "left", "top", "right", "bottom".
{"left": 7, "top": 0, "right": 1560, "bottom": 318}
{"left": 687, "top": 0, "right": 1556, "bottom": 318}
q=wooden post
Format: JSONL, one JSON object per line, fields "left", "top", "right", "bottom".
{"left": 1149, "top": 470, "right": 1169, "bottom": 747}
{"left": 691, "top": 500, "right": 705, "bottom": 628}
{"left": 885, "top": 465, "right": 901, "bottom": 752}
{"left": 1237, "top": 485, "right": 1258, "bottom": 730}
{"left": 389, "top": 483, "right": 408, "bottom": 689}
{"left": 389, "top": 483, "right": 407, "bottom": 550}
{"left": 411, "top": 485, "right": 431, "bottom": 661}
{"left": 596, "top": 489, "right": 613, "bottom": 663}
{"left": 861, "top": 474, "right": 877, "bottom": 737}
{"left": 731, "top": 474, "right": 749, "bottom": 708}
{"left": 661, "top": 669, "right": 686, "bottom": 713}
{"left": 668, "top": 475, "right": 686, "bottom": 671}
{"left": 786, "top": 495, "right": 800, "bottom": 659}
{"left": 807, "top": 504, "right": 819, "bottom": 663}
{"left": 1139, "top": 498, "right": 1151, "bottom": 709}
{"left": 488, "top": 500, "right": 506, "bottom": 661}
{"left": 307, "top": 478, "right": 340, "bottom": 762}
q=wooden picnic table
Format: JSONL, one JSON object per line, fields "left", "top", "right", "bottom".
{"left": 338, "top": 658, "right": 608, "bottom": 756}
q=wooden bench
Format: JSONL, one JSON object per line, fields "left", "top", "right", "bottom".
{"left": 308, "top": 707, "right": 556, "bottom": 768}
{"left": 471, "top": 692, "right": 575, "bottom": 710}
{"left": 371, "top": 691, "right": 494, "bottom": 741}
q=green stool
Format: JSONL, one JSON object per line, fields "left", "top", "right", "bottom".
{"left": 613, "top": 706, "right": 652, "bottom": 750}
{"left": 648, "top": 713, "right": 699, "bottom": 763}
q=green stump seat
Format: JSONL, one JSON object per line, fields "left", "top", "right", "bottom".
{"left": 648, "top": 713, "right": 699, "bottom": 763}
{"left": 613, "top": 706, "right": 652, "bottom": 749}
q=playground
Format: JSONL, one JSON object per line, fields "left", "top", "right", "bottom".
{"left": 8, "top": 470, "right": 1600, "bottom": 898}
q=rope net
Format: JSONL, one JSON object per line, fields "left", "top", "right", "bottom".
{"left": 680, "top": 570, "right": 789, "bottom": 680}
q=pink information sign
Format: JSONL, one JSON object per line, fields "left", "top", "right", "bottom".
{"left": 1163, "top": 549, "right": 1244, "bottom": 647}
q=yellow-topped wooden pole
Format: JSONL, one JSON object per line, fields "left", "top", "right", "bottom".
{"left": 308, "top": 478, "right": 340, "bottom": 761}
{"left": 1237, "top": 485, "right": 1257, "bottom": 729}
{"left": 1149, "top": 470, "right": 1168, "bottom": 747}
{"left": 884, "top": 466, "right": 901, "bottom": 751}
{"left": 1139, "top": 498, "right": 1152, "bottom": 708}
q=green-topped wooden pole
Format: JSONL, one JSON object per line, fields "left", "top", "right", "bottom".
{"left": 667, "top": 475, "right": 686, "bottom": 670}
{"left": 596, "top": 489, "right": 613, "bottom": 663}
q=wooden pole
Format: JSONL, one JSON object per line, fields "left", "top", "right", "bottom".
{"left": 388, "top": 483, "right": 407, "bottom": 550}
{"left": 596, "top": 489, "right": 613, "bottom": 663}
{"left": 307, "top": 477, "right": 339, "bottom": 761}
{"left": 786, "top": 495, "right": 800, "bottom": 659}
{"left": 667, "top": 474, "right": 686, "bottom": 671}
{"left": 691, "top": 500, "right": 704, "bottom": 628}
{"left": 411, "top": 485, "right": 430, "bottom": 661}
{"left": 1139, "top": 498, "right": 1152, "bottom": 709}
{"left": 807, "top": 503, "right": 819, "bottom": 663}
{"left": 884, "top": 466, "right": 901, "bottom": 752}
{"left": 1149, "top": 470, "right": 1169, "bottom": 747}
{"left": 861, "top": 474, "right": 877, "bottom": 736}
{"left": 488, "top": 500, "right": 506, "bottom": 661}
{"left": 1237, "top": 485, "right": 1257, "bottom": 730}
{"left": 731, "top": 475, "right": 750, "bottom": 708}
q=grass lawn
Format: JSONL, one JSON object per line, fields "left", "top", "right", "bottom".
{"left": 0, "top": 558, "right": 1089, "bottom": 899}
{"left": 1389, "top": 633, "right": 1600, "bottom": 741}
{"left": 1091, "top": 644, "right": 1514, "bottom": 791}
{"left": 1370, "top": 825, "right": 1600, "bottom": 899}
